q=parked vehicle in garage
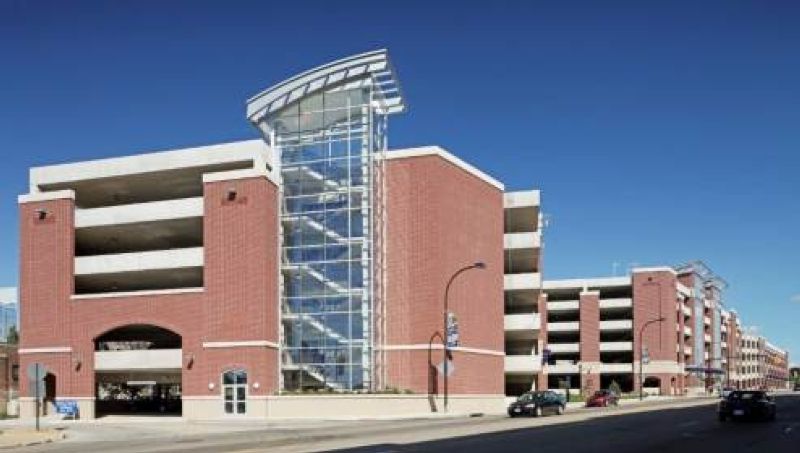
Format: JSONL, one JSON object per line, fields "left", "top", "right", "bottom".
{"left": 718, "top": 390, "right": 776, "bottom": 422}
{"left": 586, "top": 389, "right": 620, "bottom": 407}
{"left": 508, "top": 391, "right": 566, "bottom": 417}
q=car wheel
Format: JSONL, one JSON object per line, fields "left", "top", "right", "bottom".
{"left": 534, "top": 406, "right": 543, "bottom": 417}
{"left": 557, "top": 405, "right": 565, "bottom": 415}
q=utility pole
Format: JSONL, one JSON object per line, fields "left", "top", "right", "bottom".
{"left": 35, "top": 365, "right": 40, "bottom": 432}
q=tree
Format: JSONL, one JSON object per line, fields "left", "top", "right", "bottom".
{"left": 609, "top": 379, "right": 622, "bottom": 396}
{"left": 5, "top": 325, "right": 18, "bottom": 344}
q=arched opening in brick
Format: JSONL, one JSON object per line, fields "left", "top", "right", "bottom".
{"left": 93, "top": 324, "right": 182, "bottom": 417}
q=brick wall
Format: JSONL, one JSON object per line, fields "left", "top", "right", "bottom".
{"left": 18, "top": 175, "right": 280, "bottom": 405}
{"left": 579, "top": 291, "right": 600, "bottom": 394}
{"left": 384, "top": 155, "right": 504, "bottom": 395}
{"left": 632, "top": 271, "right": 680, "bottom": 393}
{"left": 537, "top": 292, "right": 548, "bottom": 390}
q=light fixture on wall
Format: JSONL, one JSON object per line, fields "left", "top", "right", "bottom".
{"left": 208, "top": 382, "right": 215, "bottom": 391}
{"left": 253, "top": 382, "right": 260, "bottom": 390}
{"left": 72, "top": 354, "right": 82, "bottom": 372}
{"left": 35, "top": 209, "right": 49, "bottom": 220}
{"left": 185, "top": 353, "right": 195, "bottom": 370}
{"left": 227, "top": 188, "right": 237, "bottom": 202}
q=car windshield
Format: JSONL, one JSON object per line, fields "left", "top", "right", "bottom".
{"left": 517, "top": 392, "right": 545, "bottom": 403}
{"left": 728, "top": 391, "right": 766, "bottom": 401}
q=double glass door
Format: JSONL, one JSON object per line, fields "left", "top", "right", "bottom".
{"left": 223, "top": 370, "right": 247, "bottom": 415}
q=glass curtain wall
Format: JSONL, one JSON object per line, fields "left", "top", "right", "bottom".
{"left": 271, "top": 84, "right": 385, "bottom": 391}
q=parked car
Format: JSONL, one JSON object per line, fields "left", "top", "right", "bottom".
{"left": 720, "top": 387, "right": 735, "bottom": 399}
{"left": 793, "top": 382, "right": 800, "bottom": 392}
{"left": 508, "top": 391, "right": 566, "bottom": 417}
{"left": 586, "top": 389, "right": 619, "bottom": 407}
{"left": 718, "top": 390, "right": 776, "bottom": 422}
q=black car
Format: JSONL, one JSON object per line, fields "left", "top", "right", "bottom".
{"left": 508, "top": 391, "right": 566, "bottom": 417}
{"left": 718, "top": 390, "right": 776, "bottom": 422}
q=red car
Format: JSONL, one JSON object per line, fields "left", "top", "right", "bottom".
{"left": 586, "top": 390, "right": 619, "bottom": 407}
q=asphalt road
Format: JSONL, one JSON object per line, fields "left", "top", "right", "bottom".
{"left": 21, "top": 394, "right": 800, "bottom": 452}
{"left": 333, "top": 394, "right": 800, "bottom": 453}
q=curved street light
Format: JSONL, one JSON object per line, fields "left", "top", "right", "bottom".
{"left": 442, "top": 262, "right": 486, "bottom": 413}
{"left": 639, "top": 316, "right": 666, "bottom": 400}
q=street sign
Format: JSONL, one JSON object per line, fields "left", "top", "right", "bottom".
{"left": 437, "top": 360, "right": 455, "bottom": 377}
{"left": 26, "top": 362, "right": 48, "bottom": 432}
{"left": 642, "top": 347, "right": 650, "bottom": 365}
{"left": 26, "top": 363, "right": 47, "bottom": 399}
{"left": 446, "top": 312, "right": 459, "bottom": 348}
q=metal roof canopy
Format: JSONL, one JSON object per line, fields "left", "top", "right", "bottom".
{"left": 246, "top": 49, "right": 405, "bottom": 126}
{"left": 674, "top": 260, "right": 729, "bottom": 290}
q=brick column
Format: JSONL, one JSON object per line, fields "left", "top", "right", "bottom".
{"left": 677, "top": 297, "right": 686, "bottom": 394}
{"left": 198, "top": 175, "right": 280, "bottom": 398}
{"left": 18, "top": 193, "right": 81, "bottom": 417}
{"left": 633, "top": 271, "right": 679, "bottom": 394}
{"left": 579, "top": 291, "right": 600, "bottom": 396}
{"left": 536, "top": 292, "right": 548, "bottom": 391}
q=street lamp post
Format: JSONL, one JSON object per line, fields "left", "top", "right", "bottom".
{"left": 442, "top": 262, "right": 485, "bottom": 413}
{"left": 427, "top": 331, "right": 444, "bottom": 397}
{"left": 639, "top": 317, "right": 666, "bottom": 400}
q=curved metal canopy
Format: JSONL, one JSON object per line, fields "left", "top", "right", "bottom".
{"left": 246, "top": 49, "right": 405, "bottom": 124}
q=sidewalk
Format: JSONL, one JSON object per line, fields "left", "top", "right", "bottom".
{"left": 0, "top": 427, "right": 66, "bottom": 450}
{"left": 0, "top": 395, "right": 716, "bottom": 432}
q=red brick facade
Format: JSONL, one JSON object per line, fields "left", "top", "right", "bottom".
{"left": 536, "top": 292, "right": 548, "bottom": 391}
{"left": 578, "top": 291, "right": 600, "bottom": 394}
{"left": 18, "top": 176, "right": 280, "bottom": 404}
{"left": 384, "top": 155, "right": 504, "bottom": 395}
{"left": 632, "top": 270, "right": 680, "bottom": 395}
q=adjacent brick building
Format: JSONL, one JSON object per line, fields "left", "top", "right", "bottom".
{"left": 511, "top": 263, "right": 790, "bottom": 398}
{"left": 538, "top": 268, "right": 688, "bottom": 397}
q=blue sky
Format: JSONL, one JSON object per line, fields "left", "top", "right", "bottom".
{"left": 1, "top": 1, "right": 798, "bottom": 359}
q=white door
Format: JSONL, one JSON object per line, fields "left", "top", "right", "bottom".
{"left": 222, "top": 370, "right": 247, "bottom": 415}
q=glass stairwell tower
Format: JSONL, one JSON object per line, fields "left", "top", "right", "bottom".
{"left": 246, "top": 50, "right": 405, "bottom": 391}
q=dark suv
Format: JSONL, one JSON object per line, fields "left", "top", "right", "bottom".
{"left": 718, "top": 390, "right": 776, "bottom": 422}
